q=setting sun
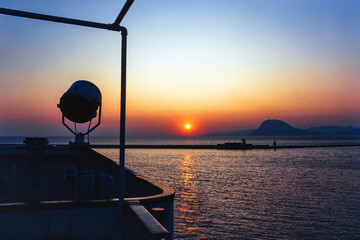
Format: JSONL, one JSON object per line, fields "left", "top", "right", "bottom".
{"left": 185, "top": 124, "right": 192, "bottom": 130}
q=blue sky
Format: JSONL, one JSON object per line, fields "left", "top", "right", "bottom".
{"left": 0, "top": 0, "right": 359, "bottom": 136}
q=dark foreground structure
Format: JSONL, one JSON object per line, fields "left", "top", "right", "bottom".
{"left": 0, "top": 1, "right": 176, "bottom": 239}
{"left": 0, "top": 140, "right": 174, "bottom": 239}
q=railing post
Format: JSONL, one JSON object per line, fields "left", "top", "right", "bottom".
{"left": 119, "top": 27, "right": 128, "bottom": 210}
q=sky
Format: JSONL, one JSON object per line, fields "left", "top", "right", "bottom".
{"left": 0, "top": 0, "right": 359, "bottom": 136}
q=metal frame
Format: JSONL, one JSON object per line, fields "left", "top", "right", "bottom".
{"left": 61, "top": 104, "right": 102, "bottom": 136}
{"left": 0, "top": 0, "right": 134, "bottom": 210}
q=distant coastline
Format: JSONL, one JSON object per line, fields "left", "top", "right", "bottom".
{"left": 207, "top": 119, "right": 360, "bottom": 136}
{"left": 89, "top": 143, "right": 360, "bottom": 150}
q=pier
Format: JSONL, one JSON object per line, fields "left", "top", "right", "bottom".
{"left": 90, "top": 143, "right": 360, "bottom": 150}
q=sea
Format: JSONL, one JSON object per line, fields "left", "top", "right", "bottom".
{"left": 1, "top": 135, "right": 360, "bottom": 239}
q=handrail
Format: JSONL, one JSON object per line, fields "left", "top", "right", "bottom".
{"left": 0, "top": 7, "right": 122, "bottom": 31}
{"left": 113, "top": 0, "right": 135, "bottom": 25}
{"left": 127, "top": 200, "right": 170, "bottom": 240}
{"left": 0, "top": 0, "right": 133, "bottom": 212}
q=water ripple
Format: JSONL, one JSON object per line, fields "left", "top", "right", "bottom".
{"left": 97, "top": 147, "right": 360, "bottom": 239}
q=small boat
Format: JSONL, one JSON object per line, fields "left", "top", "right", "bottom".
{"left": 217, "top": 139, "right": 270, "bottom": 150}
{"left": 0, "top": 1, "right": 175, "bottom": 239}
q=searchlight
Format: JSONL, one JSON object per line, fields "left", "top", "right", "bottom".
{"left": 1, "top": 0, "right": 135, "bottom": 209}
{"left": 58, "top": 80, "right": 102, "bottom": 144}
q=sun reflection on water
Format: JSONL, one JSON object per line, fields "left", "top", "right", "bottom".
{"left": 178, "top": 154, "right": 205, "bottom": 239}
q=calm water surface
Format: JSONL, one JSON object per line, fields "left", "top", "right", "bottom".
{"left": 2, "top": 136, "right": 360, "bottom": 239}
{"left": 97, "top": 146, "right": 360, "bottom": 239}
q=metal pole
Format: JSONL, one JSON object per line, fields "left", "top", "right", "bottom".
{"left": 113, "top": 0, "right": 135, "bottom": 26}
{"left": 0, "top": 5, "right": 132, "bottom": 210}
{"left": 119, "top": 28, "right": 128, "bottom": 209}
{"left": 0, "top": 7, "right": 121, "bottom": 32}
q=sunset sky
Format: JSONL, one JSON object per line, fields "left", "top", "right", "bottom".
{"left": 0, "top": 0, "right": 359, "bottom": 136}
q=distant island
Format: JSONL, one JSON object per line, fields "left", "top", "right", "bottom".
{"left": 209, "top": 119, "right": 360, "bottom": 136}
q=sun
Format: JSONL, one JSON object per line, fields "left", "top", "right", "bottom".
{"left": 185, "top": 123, "right": 192, "bottom": 130}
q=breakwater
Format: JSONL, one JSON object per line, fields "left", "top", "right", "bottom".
{"left": 90, "top": 143, "right": 360, "bottom": 150}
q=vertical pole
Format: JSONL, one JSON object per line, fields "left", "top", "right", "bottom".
{"left": 119, "top": 28, "right": 128, "bottom": 209}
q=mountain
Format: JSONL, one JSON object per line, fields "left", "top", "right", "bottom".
{"left": 205, "top": 119, "right": 360, "bottom": 136}
{"left": 349, "top": 128, "right": 360, "bottom": 135}
{"left": 252, "top": 119, "right": 312, "bottom": 136}
{"left": 306, "top": 126, "right": 358, "bottom": 135}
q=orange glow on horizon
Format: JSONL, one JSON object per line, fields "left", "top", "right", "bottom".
{"left": 181, "top": 122, "right": 194, "bottom": 135}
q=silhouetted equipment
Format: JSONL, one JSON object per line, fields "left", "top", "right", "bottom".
{"left": 59, "top": 80, "right": 102, "bottom": 123}
{"left": 57, "top": 80, "right": 102, "bottom": 143}
{"left": 1, "top": 0, "right": 133, "bottom": 211}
